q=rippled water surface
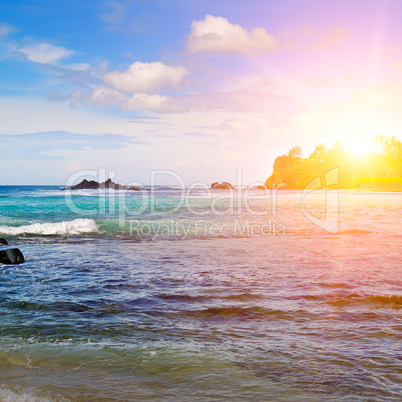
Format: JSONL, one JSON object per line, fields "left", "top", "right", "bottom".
{"left": 0, "top": 187, "right": 400, "bottom": 401}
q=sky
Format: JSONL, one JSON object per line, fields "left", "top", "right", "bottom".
{"left": 1, "top": 0, "right": 402, "bottom": 185}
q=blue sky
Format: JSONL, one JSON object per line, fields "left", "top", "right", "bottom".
{"left": 1, "top": 0, "right": 402, "bottom": 184}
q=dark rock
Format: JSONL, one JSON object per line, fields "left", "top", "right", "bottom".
{"left": 0, "top": 248, "right": 25, "bottom": 264}
{"left": 103, "top": 179, "right": 124, "bottom": 190}
{"left": 0, "top": 238, "right": 8, "bottom": 245}
{"left": 128, "top": 185, "right": 142, "bottom": 191}
{"left": 61, "top": 179, "right": 145, "bottom": 191}
{"left": 61, "top": 179, "right": 99, "bottom": 191}
{"left": 211, "top": 181, "right": 235, "bottom": 190}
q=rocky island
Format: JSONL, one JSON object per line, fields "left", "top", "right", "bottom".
{"left": 211, "top": 182, "right": 235, "bottom": 190}
{"left": 61, "top": 179, "right": 145, "bottom": 191}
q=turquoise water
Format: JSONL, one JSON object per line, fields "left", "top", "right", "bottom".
{"left": 0, "top": 186, "right": 401, "bottom": 401}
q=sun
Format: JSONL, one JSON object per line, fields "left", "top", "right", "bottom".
{"left": 342, "top": 131, "right": 380, "bottom": 157}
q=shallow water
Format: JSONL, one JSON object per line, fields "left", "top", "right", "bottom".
{"left": 0, "top": 186, "right": 400, "bottom": 401}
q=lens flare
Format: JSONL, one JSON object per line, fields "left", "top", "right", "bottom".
{"left": 342, "top": 131, "right": 380, "bottom": 156}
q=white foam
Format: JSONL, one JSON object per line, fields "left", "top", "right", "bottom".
{"left": 0, "top": 219, "right": 99, "bottom": 235}
{"left": 0, "top": 387, "right": 55, "bottom": 402}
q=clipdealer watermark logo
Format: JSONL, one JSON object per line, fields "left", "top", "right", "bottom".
{"left": 301, "top": 167, "right": 339, "bottom": 234}
{"left": 63, "top": 167, "right": 339, "bottom": 238}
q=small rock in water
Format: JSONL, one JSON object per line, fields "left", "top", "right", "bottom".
{"left": 211, "top": 181, "right": 235, "bottom": 190}
{"left": 0, "top": 248, "right": 25, "bottom": 264}
{"left": 0, "top": 238, "right": 8, "bottom": 245}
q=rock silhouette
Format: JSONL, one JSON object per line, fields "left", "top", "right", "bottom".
{"left": 62, "top": 179, "right": 143, "bottom": 191}
{"left": 0, "top": 247, "right": 25, "bottom": 264}
{"left": 211, "top": 182, "right": 235, "bottom": 190}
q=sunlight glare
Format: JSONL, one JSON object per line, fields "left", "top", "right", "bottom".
{"left": 342, "top": 131, "right": 380, "bottom": 156}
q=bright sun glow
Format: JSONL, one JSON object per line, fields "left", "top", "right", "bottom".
{"left": 342, "top": 131, "right": 381, "bottom": 156}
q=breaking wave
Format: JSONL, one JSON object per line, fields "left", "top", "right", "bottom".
{"left": 0, "top": 387, "right": 56, "bottom": 402}
{"left": 0, "top": 219, "right": 98, "bottom": 236}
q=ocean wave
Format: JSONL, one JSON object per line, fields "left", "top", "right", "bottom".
{"left": 0, "top": 219, "right": 98, "bottom": 236}
{"left": 0, "top": 300, "right": 91, "bottom": 312}
{"left": 328, "top": 294, "right": 402, "bottom": 308}
{"left": 222, "top": 293, "right": 264, "bottom": 301}
{"left": 0, "top": 387, "right": 56, "bottom": 402}
{"left": 156, "top": 293, "right": 211, "bottom": 303}
{"left": 184, "top": 306, "right": 294, "bottom": 320}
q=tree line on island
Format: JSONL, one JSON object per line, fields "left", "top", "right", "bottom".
{"left": 265, "top": 135, "right": 402, "bottom": 189}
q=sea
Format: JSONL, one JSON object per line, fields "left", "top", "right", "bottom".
{"left": 0, "top": 185, "right": 400, "bottom": 401}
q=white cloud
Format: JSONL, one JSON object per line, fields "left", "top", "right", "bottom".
{"left": 0, "top": 23, "right": 16, "bottom": 40}
{"left": 90, "top": 88, "right": 126, "bottom": 107}
{"left": 103, "top": 61, "right": 189, "bottom": 93}
{"left": 122, "top": 93, "right": 188, "bottom": 113}
{"left": 68, "top": 63, "right": 91, "bottom": 71}
{"left": 75, "top": 88, "right": 127, "bottom": 108}
{"left": 19, "top": 43, "right": 74, "bottom": 65}
{"left": 71, "top": 88, "right": 187, "bottom": 113}
{"left": 186, "top": 15, "right": 277, "bottom": 54}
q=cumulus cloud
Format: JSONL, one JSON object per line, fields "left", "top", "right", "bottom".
{"left": 70, "top": 88, "right": 189, "bottom": 113}
{"left": 71, "top": 87, "right": 188, "bottom": 113}
{"left": 122, "top": 93, "right": 188, "bottom": 113}
{"left": 85, "top": 88, "right": 127, "bottom": 108}
{"left": 19, "top": 43, "right": 74, "bottom": 65}
{"left": 103, "top": 61, "right": 189, "bottom": 93}
{"left": 186, "top": 15, "right": 277, "bottom": 54}
{"left": 70, "top": 88, "right": 126, "bottom": 108}
{"left": 0, "top": 22, "right": 16, "bottom": 40}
